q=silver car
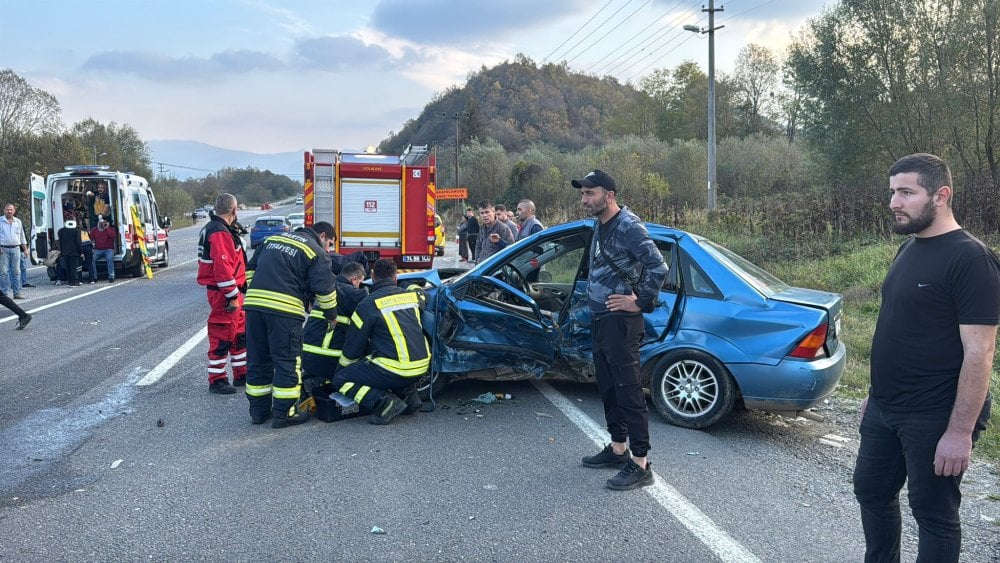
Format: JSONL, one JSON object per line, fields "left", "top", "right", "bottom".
{"left": 286, "top": 212, "right": 305, "bottom": 230}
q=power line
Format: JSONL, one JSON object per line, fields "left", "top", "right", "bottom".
{"left": 565, "top": 0, "right": 655, "bottom": 65}
{"left": 584, "top": 0, "right": 692, "bottom": 74}
{"left": 618, "top": 15, "right": 706, "bottom": 82}
{"left": 542, "top": 0, "right": 617, "bottom": 63}
{"left": 590, "top": 1, "right": 702, "bottom": 76}
{"left": 551, "top": 0, "right": 639, "bottom": 63}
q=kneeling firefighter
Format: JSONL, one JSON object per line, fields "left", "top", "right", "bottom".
{"left": 332, "top": 258, "right": 430, "bottom": 425}
{"left": 243, "top": 221, "right": 337, "bottom": 428}
{"left": 301, "top": 260, "right": 369, "bottom": 390}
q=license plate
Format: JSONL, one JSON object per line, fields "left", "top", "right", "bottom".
{"left": 402, "top": 255, "right": 431, "bottom": 263}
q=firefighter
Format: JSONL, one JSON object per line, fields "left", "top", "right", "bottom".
{"left": 332, "top": 258, "right": 430, "bottom": 425}
{"left": 196, "top": 193, "right": 248, "bottom": 394}
{"left": 243, "top": 221, "right": 337, "bottom": 428}
{"left": 301, "top": 261, "right": 368, "bottom": 391}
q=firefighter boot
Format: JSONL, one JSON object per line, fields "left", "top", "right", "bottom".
{"left": 272, "top": 402, "right": 310, "bottom": 429}
{"left": 248, "top": 395, "right": 272, "bottom": 425}
{"left": 369, "top": 394, "right": 407, "bottom": 425}
{"left": 402, "top": 388, "right": 423, "bottom": 415}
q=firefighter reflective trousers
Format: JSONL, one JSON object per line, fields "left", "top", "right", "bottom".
{"left": 245, "top": 310, "right": 304, "bottom": 418}
{"left": 331, "top": 359, "right": 414, "bottom": 412}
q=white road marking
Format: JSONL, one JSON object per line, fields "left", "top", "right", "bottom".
{"left": 0, "top": 258, "right": 200, "bottom": 324}
{"left": 136, "top": 326, "right": 207, "bottom": 386}
{"left": 533, "top": 380, "right": 762, "bottom": 563}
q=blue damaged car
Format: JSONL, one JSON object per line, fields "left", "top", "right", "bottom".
{"left": 399, "top": 219, "right": 846, "bottom": 429}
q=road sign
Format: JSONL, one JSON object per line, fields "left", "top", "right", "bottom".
{"left": 437, "top": 188, "right": 468, "bottom": 200}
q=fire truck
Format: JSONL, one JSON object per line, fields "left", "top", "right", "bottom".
{"left": 303, "top": 146, "right": 437, "bottom": 270}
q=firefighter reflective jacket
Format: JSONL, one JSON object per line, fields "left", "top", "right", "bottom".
{"left": 340, "top": 279, "right": 431, "bottom": 377}
{"left": 196, "top": 215, "right": 247, "bottom": 299}
{"left": 244, "top": 228, "right": 337, "bottom": 320}
{"left": 302, "top": 274, "right": 369, "bottom": 362}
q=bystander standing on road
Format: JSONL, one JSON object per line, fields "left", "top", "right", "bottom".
{"left": 456, "top": 213, "right": 469, "bottom": 262}
{"left": 853, "top": 153, "right": 1000, "bottom": 563}
{"left": 243, "top": 221, "right": 337, "bottom": 428}
{"left": 472, "top": 201, "right": 514, "bottom": 262}
{"left": 57, "top": 220, "right": 84, "bottom": 287}
{"left": 0, "top": 203, "right": 29, "bottom": 299}
{"left": 79, "top": 223, "right": 96, "bottom": 284}
{"left": 573, "top": 169, "right": 668, "bottom": 491}
{"left": 495, "top": 204, "right": 519, "bottom": 234}
{"left": 1, "top": 291, "right": 31, "bottom": 329}
{"left": 197, "top": 194, "right": 249, "bottom": 395}
{"left": 90, "top": 218, "right": 116, "bottom": 283}
{"left": 464, "top": 208, "right": 480, "bottom": 262}
{"left": 515, "top": 199, "right": 544, "bottom": 241}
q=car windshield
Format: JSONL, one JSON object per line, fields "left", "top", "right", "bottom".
{"left": 256, "top": 218, "right": 285, "bottom": 227}
{"left": 287, "top": 213, "right": 304, "bottom": 221}
{"left": 696, "top": 238, "right": 789, "bottom": 297}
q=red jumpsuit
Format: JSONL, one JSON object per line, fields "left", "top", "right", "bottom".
{"left": 196, "top": 216, "right": 248, "bottom": 385}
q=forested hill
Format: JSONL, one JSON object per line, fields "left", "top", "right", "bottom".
{"left": 379, "top": 55, "right": 650, "bottom": 154}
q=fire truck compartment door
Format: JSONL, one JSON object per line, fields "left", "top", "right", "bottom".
{"left": 340, "top": 178, "right": 401, "bottom": 246}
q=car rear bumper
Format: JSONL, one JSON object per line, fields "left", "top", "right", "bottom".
{"left": 729, "top": 341, "right": 846, "bottom": 411}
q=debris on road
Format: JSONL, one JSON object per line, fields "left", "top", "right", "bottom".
{"left": 370, "top": 526, "right": 386, "bottom": 535}
{"left": 473, "top": 393, "right": 497, "bottom": 404}
{"left": 110, "top": 459, "right": 123, "bottom": 469}
{"left": 534, "top": 412, "right": 553, "bottom": 418}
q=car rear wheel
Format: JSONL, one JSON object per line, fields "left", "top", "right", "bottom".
{"left": 158, "top": 246, "right": 169, "bottom": 268}
{"left": 650, "top": 350, "right": 736, "bottom": 429}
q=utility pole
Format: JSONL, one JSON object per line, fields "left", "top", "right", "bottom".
{"left": 441, "top": 111, "right": 469, "bottom": 189}
{"left": 684, "top": 1, "right": 724, "bottom": 211}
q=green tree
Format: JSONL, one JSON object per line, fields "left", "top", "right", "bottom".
{"left": 70, "top": 118, "right": 152, "bottom": 178}
{"left": 732, "top": 44, "right": 780, "bottom": 136}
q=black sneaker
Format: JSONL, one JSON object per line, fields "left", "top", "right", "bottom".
{"left": 606, "top": 459, "right": 654, "bottom": 491}
{"left": 15, "top": 314, "right": 32, "bottom": 330}
{"left": 369, "top": 394, "right": 407, "bottom": 425}
{"left": 582, "top": 444, "right": 629, "bottom": 468}
{"left": 208, "top": 379, "right": 236, "bottom": 395}
{"left": 22, "top": 283, "right": 35, "bottom": 288}
{"left": 108, "top": 278, "right": 116, "bottom": 283}
{"left": 402, "top": 389, "right": 423, "bottom": 415}
{"left": 272, "top": 408, "right": 309, "bottom": 429}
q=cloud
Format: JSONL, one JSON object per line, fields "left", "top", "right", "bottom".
{"left": 370, "top": 0, "right": 585, "bottom": 45}
{"left": 293, "top": 35, "right": 401, "bottom": 71}
{"left": 81, "top": 50, "right": 284, "bottom": 81}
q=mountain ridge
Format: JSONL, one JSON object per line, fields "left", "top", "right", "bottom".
{"left": 148, "top": 139, "right": 305, "bottom": 181}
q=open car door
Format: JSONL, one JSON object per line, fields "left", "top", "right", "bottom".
{"left": 434, "top": 275, "right": 560, "bottom": 379}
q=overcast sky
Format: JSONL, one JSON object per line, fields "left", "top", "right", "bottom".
{"left": 1, "top": 0, "right": 832, "bottom": 155}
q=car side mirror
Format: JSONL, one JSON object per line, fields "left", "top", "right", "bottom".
{"left": 537, "top": 270, "right": 552, "bottom": 283}
{"left": 161, "top": 216, "right": 172, "bottom": 228}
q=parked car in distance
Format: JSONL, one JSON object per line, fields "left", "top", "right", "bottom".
{"left": 250, "top": 215, "right": 290, "bottom": 249}
{"left": 286, "top": 212, "right": 305, "bottom": 230}
{"left": 399, "top": 219, "right": 847, "bottom": 429}
{"left": 433, "top": 213, "right": 445, "bottom": 256}
{"left": 191, "top": 207, "right": 209, "bottom": 220}
{"left": 295, "top": 196, "right": 304, "bottom": 205}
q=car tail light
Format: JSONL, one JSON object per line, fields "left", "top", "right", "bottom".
{"left": 789, "top": 324, "right": 828, "bottom": 359}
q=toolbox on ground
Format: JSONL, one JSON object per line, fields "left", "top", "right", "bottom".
{"left": 314, "top": 387, "right": 361, "bottom": 423}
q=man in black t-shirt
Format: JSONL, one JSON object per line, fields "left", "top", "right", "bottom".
{"left": 853, "top": 153, "right": 1000, "bottom": 563}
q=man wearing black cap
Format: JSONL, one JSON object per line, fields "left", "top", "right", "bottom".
{"left": 572, "top": 169, "right": 668, "bottom": 490}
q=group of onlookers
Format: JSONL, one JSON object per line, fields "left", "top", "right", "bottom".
{"left": 456, "top": 198, "right": 544, "bottom": 263}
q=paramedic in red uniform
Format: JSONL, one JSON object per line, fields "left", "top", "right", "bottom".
{"left": 196, "top": 193, "right": 248, "bottom": 395}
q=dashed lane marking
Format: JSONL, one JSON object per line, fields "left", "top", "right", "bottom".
{"left": 136, "top": 326, "right": 207, "bottom": 386}
{"left": 533, "top": 380, "right": 762, "bottom": 563}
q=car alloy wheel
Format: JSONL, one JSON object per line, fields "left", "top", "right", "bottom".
{"left": 650, "top": 349, "right": 736, "bottom": 429}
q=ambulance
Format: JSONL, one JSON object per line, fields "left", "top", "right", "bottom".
{"left": 31, "top": 165, "right": 171, "bottom": 279}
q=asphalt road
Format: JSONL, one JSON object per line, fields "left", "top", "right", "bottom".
{"left": 2, "top": 204, "right": 997, "bottom": 561}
